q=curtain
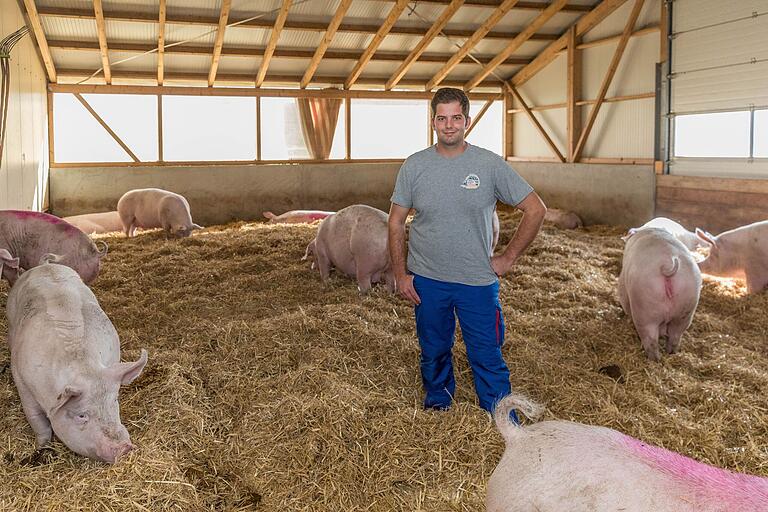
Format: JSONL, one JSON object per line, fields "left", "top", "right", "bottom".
{"left": 296, "top": 96, "right": 342, "bottom": 160}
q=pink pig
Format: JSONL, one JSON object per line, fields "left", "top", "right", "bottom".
{"left": 262, "top": 210, "right": 334, "bottom": 224}
{"left": 117, "top": 188, "right": 202, "bottom": 238}
{"left": 63, "top": 211, "right": 123, "bottom": 235}
{"left": 696, "top": 220, "right": 768, "bottom": 294}
{"left": 487, "top": 393, "right": 768, "bottom": 512}
{"left": 544, "top": 208, "right": 583, "bottom": 229}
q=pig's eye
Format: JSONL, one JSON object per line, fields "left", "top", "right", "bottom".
{"left": 74, "top": 412, "right": 89, "bottom": 424}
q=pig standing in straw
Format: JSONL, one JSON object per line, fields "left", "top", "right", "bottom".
{"left": 695, "top": 220, "right": 768, "bottom": 294}
{"left": 117, "top": 188, "right": 202, "bottom": 238}
{"left": 486, "top": 393, "right": 768, "bottom": 512}
{"left": 618, "top": 227, "right": 702, "bottom": 361}
{"left": 5, "top": 255, "right": 148, "bottom": 463}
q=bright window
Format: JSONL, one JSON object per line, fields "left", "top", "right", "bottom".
{"left": 466, "top": 100, "right": 503, "bottom": 156}
{"left": 351, "top": 99, "right": 428, "bottom": 158}
{"left": 259, "top": 98, "right": 345, "bottom": 160}
{"left": 674, "top": 111, "right": 751, "bottom": 158}
{"left": 163, "top": 96, "right": 256, "bottom": 161}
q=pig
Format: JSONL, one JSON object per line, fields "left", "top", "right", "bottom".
{"left": 618, "top": 227, "right": 702, "bottom": 361}
{"left": 628, "top": 217, "right": 704, "bottom": 252}
{"left": 0, "top": 210, "right": 107, "bottom": 286}
{"left": 544, "top": 208, "right": 583, "bottom": 229}
{"left": 487, "top": 393, "right": 768, "bottom": 512}
{"left": 6, "top": 256, "right": 148, "bottom": 464}
{"left": 63, "top": 211, "right": 123, "bottom": 235}
{"left": 0, "top": 248, "right": 20, "bottom": 277}
{"left": 262, "top": 210, "right": 334, "bottom": 224}
{"left": 117, "top": 188, "right": 202, "bottom": 238}
{"left": 695, "top": 220, "right": 768, "bottom": 294}
{"left": 302, "top": 204, "right": 395, "bottom": 294}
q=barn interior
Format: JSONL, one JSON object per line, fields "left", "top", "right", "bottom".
{"left": 0, "top": 0, "right": 767, "bottom": 510}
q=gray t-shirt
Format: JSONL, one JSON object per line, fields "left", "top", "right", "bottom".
{"left": 391, "top": 144, "right": 533, "bottom": 286}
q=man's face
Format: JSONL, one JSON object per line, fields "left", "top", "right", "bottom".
{"left": 433, "top": 101, "right": 470, "bottom": 148}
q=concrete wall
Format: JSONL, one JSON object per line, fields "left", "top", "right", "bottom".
{"left": 51, "top": 162, "right": 655, "bottom": 228}
{"left": 0, "top": 0, "right": 49, "bottom": 210}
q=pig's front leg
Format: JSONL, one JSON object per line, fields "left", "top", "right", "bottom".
{"left": 744, "top": 271, "right": 768, "bottom": 295}
{"left": 16, "top": 380, "right": 53, "bottom": 446}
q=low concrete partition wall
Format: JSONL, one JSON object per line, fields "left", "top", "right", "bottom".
{"left": 50, "top": 161, "right": 655, "bottom": 227}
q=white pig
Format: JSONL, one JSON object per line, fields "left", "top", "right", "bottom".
{"left": 696, "top": 220, "right": 768, "bottom": 294}
{"left": 63, "top": 211, "right": 123, "bottom": 235}
{"left": 544, "top": 208, "right": 583, "bottom": 229}
{"left": 117, "top": 188, "right": 202, "bottom": 237}
{"left": 628, "top": 217, "right": 704, "bottom": 252}
{"left": 618, "top": 227, "right": 702, "bottom": 361}
{"left": 6, "top": 256, "right": 148, "bottom": 463}
{"left": 262, "top": 210, "right": 334, "bottom": 224}
{"left": 487, "top": 393, "right": 768, "bottom": 512}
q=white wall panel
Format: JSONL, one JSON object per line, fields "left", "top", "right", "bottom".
{"left": 516, "top": 53, "right": 566, "bottom": 106}
{"left": 580, "top": 97, "right": 655, "bottom": 157}
{"left": 512, "top": 109, "right": 566, "bottom": 159}
{"left": 582, "top": 33, "right": 658, "bottom": 99}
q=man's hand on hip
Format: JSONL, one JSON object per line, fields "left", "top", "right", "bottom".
{"left": 396, "top": 274, "right": 421, "bottom": 305}
{"left": 491, "top": 254, "right": 516, "bottom": 277}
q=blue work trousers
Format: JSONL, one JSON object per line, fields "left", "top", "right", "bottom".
{"left": 412, "top": 273, "right": 511, "bottom": 412}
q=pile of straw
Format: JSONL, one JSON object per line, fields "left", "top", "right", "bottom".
{"left": 0, "top": 211, "right": 765, "bottom": 510}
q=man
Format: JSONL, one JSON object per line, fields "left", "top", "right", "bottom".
{"left": 388, "top": 87, "right": 546, "bottom": 415}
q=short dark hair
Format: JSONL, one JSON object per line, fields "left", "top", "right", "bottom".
{"left": 431, "top": 87, "right": 470, "bottom": 119}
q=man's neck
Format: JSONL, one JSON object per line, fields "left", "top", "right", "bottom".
{"left": 435, "top": 141, "right": 468, "bottom": 158}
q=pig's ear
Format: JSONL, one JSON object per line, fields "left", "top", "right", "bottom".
{"left": 0, "top": 248, "right": 20, "bottom": 270}
{"left": 621, "top": 228, "right": 637, "bottom": 242}
{"left": 108, "top": 349, "right": 148, "bottom": 386}
{"left": 49, "top": 386, "right": 82, "bottom": 416}
{"left": 695, "top": 228, "right": 717, "bottom": 247}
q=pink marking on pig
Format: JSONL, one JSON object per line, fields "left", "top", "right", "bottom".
{"left": 9, "top": 211, "right": 80, "bottom": 234}
{"left": 620, "top": 434, "right": 768, "bottom": 510}
{"left": 664, "top": 277, "right": 674, "bottom": 299}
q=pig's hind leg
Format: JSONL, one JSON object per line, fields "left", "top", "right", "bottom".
{"left": 15, "top": 379, "right": 53, "bottom": 447}
{"left": 633, "top": 320, "right": 661, "bottom": 362}
{"left": 665, "top": 311, "right": 694, "bottom": 355}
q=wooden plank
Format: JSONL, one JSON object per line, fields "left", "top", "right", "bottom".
{"left": 73, "top": 93, "right": 140, "bottom": 162}
{"left": 157, "top": 94, "right": 163, "bottom": 161}
{"left": 55, "top": 70, "right": 503, "bottom": 93}
{"left": 92, "top": 0, "right": 112, "bottom": 84}
{"left": 386, "top": 0, "right": 464, "bottom": 90}
{"left": 464, "top": 0, "right": 567, "bottom": 91}
{"left": 504, "top": 83, "right": 564, "bottom": 162}
{"left": 655, "top": 199, "right": 768, "bottom": 233}
{"left": 389, "top": 0, "right": 589, "bottom": 11}
{"left": 580, "top": 157, "right": 652, "bottom": 164}
{"left": 208, "top": 0, "right": 232, "bottom": 87}
{"left": 22, "top": 0, "right": 57, "bottom": 82}
{"left": 427, "top": 0, "right": 521, "bottom": 90}
{"left": 656, "top": 174, "right": 768, "bottom": 195}
{"left": 659, "top": 0, "right": 668, "bottom": 63}
{"left": 256, "top": 0, "right": 292, "bottom": 87}
{"left": 509, "top": 0, "right": 628, "bottom": 87}
{"left": 49, "top": 39, "right": 531, "bottom": 66}
{"left": 503, "top": 89, "right": 513, "bottom": 158}
{"left": 507, "top": 92, "right": 655, "bottom": 113}
{"left": 157, "top": 0, "right": 166, "bottom": 85}
{"left": 37, "top": 6, "right": 558, "bottom": 41}
{"left": 345, "top": 0, "right": 408, "bottom": 89}
{"left": 50, "top": 158, "right": 408, "bottom": 169}
{"left": 572, "top": 0, "right": 644, "bottom": 162}
{"left": 345, "top": 97, "right": 351, "bottom": 159}
{"left": 574, "top": 24, "right": 658, "bottom": 51}
{"left": 465, "top": 97, "right": 498, "bottom": 137}
{"left": 47, "top": 90, "right": 54, "bottom": 164}
{"left": 566, "top": 25, "right": 580, "bottom": 162}
{"left": 301, "top": 0, "right": 353, "bottom": 89}
{"left": 656, "top": 185, "right": 768, "bottom": 209}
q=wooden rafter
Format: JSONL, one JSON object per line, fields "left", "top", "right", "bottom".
{"left": 394, "top": 0, "right": 590, "bottom": 11}
{"left": 56, "top": 68, "right": 504, "bottom": 90}
{"left": 157, "top": 0, "right": 166, "bottom": 85}
{"left": 504, "top": 83, "right": 564, "bottom": 162}
{"left": 207, "top": 0, "right": 232, "bottom": 87}
{"left": 92, "top": 0, "right": 111, "bottom": 84}
{"left": 256, "top": 0, "right": 292, "bottom": 88}
{"left": 426, "top": 0, "right": 520, "bottom": 91}
{"left": 572, "top": 0, "right": 645, "bottom": 161}
{"left": 73, "top": 93, "right": 139, "bottom": 161}
{"left": 509, "top": 0, "right": 628, "bottom": 87}
{"left": 301, "top": 0, "right": 353, "bottom": 89}
{"left": 36, "top": 6, "right": 559, "bottom": 41}
{"left": 49, "top": 40, "right": 530, "bottom": 66}
{"left": 344, "top": 0, "right": 409, "bottom": 89}
{"left": 506, "top": 92, "right": 655, "bottom": 113}
{"left": 464, "top": 0, "right": 567, "bottom": 91}
{"left": 386, "top": 0, "right": 464, "bottom": 90}
{"left": 566, "top": 25, "right": 580, "bottom": 162}
{"left": 464, "top": 96, "right": 500, "bottom": 137}
{"left": 22, "top": 0, "right": 57, "bottom": 82}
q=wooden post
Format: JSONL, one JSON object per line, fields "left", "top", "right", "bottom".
{"left": 157, "top": 94, "right": 163, "bottom": 162}
{"left": 503, "top": 89, "right": 513, "bottom": 159}
{"left": 47, "top": 90, "right": 55, "bottom": 164}
{"left": 566, "top": 25, "right": 581, "bottom": 162}
{"left": 345, "top": 97, "right": 351, "bottom": 160}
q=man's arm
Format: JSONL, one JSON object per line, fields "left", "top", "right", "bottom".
{"left": 388, "top": 203, "right": 421, "bottom": 305}
{"left": 491, "top": 192, "right": 546, "bottom": 276}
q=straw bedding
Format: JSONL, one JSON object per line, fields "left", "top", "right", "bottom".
{"left": 0, "top": 211, "right": 766, "bottom": 511}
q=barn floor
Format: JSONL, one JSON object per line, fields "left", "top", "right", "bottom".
{"left": 0, "top": 211, "right": 766, "bottom": 511}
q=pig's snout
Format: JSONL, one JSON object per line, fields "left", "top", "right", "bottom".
{"left": 97, "top": 441, "right": 134, "bottom": 464}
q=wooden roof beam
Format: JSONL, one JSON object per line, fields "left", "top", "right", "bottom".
{"left": 207, "top": 0, "right": 232, "bottom": 87}
{"left": 572, "top": 0, "right": 645, "bottom": 161}
{"left": 73, "top": 93, "right": 139, "bottom": 161}
{"left": 509, "top": 0, "right": 628, "bottom": 87}
{"left": 345, "top": 0, "right": 409, "bottom": 89}
{"left": 504, "top": 82, "right": 564, "bottom": 161}
{"left": 464, "top": 0, "right": 567, "bottom": 91}
{"left": 389, "top": 0, "right": 590, "bottom": 11}
{"left": 92, "top": 0, "right": 112, "bottom": 84}
{"left": 426, "top": 0, "right": 520, "bottom": 91}
{"left": 386, "top": 0, "right": 464, "bottom": 90}
{"left": 157, "top": 0, "right": 166, "bottom": 85}
{"left": 256, "top": 0, "right": 292, "bottom": 88}
{"left": 301, "top": 0, "right": 353, "bottom": 88}
{"left": 21, "top": 0, "right": 57, "bottom": 82}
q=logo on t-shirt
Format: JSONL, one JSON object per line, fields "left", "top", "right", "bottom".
{"left": 461, "top": 173, "right": 480, "bottom": 190}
